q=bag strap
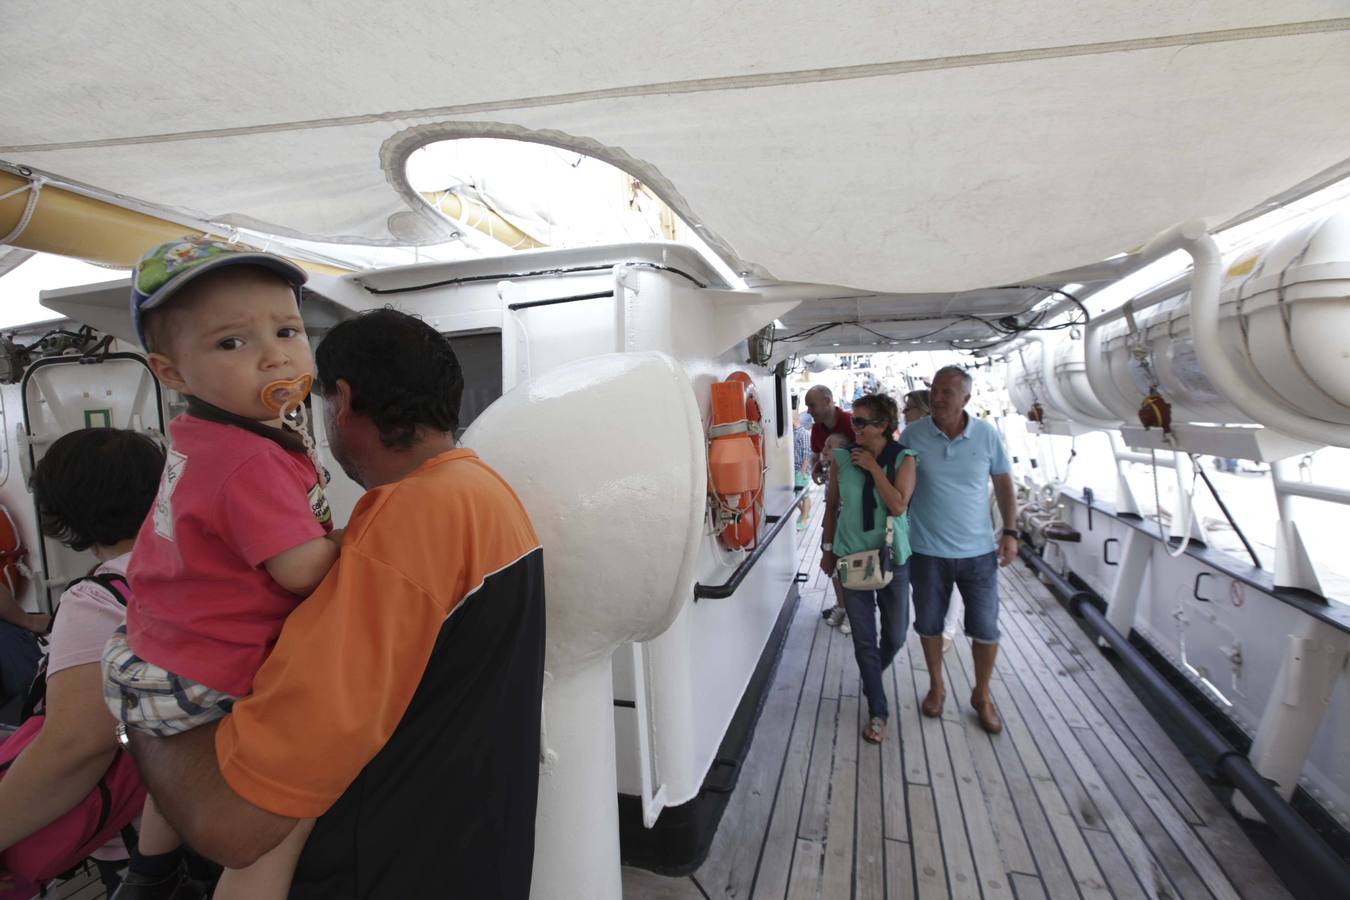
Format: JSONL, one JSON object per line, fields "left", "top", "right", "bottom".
{"left": 20, "top": 572, "right": 129, "bottom": 721}
{"left": 70, "top": 573, "right": 129, "bottom": 607}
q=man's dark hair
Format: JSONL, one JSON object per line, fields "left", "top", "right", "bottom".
{"left": 315, "top": 307, "right": 463, "bottom": 449}
{"left": 32, "top": 428, "right": 165, "bottom": 552}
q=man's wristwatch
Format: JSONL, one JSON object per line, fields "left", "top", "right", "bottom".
{"left": 821, "top": 542, "right": 833, "bottom": 552}
{"left": 115, "top": 722, "right": 132, "bottom": 750}
{"left": 1001, "top": 529, "right": 1020, "bottom": 539}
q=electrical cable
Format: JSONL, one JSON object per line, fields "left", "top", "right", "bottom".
{"left": 361, "top": 260, "right": 709, "bottom": 295}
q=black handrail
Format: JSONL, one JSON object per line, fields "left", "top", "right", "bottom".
{"left": 1019, "top": 546, "right": 1350, "bottom": 897}
{"left": 694, "top": 489, "right": 808, "bottom": 600}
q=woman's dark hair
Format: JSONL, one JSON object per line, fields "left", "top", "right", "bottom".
{"left": 853, "top": 392, "right": 900, "bottom": 436}
{"left": 32, "top": 428, "right": 165, "bottom": 552}
{"left": 315, "top": 307, "right": 463, "bottom": 450}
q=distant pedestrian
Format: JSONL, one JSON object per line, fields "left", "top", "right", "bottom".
{"left": 805, "top": 387, "right": 856, "bottom": 633}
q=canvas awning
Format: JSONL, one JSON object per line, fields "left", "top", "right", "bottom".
{"left": 1, "top": 3, "right": 1348, "bottom": 301}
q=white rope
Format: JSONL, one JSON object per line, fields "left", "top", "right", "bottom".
{"left": 1148, "top": 437, "right": 1201, "bottom": 558}
{"left": 0, "top": 176, "right": 45, "bottom": 246}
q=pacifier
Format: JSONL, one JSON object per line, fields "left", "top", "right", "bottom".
{"left": 260, "top": 374, "right": 313, "bottom": 416}
{"left": 260, "top": 373, "right": 328, "bottom": 487}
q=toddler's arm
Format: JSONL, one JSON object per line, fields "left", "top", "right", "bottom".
{"left": 264, "top": 533, "right": 340, "bottom": 595}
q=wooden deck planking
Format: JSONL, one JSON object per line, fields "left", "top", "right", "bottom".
{"left": 695, "top": 576, "right": 822, "bottom": 899}
{"left": 881, "top": 642, "right": 913, "bottom": 842}
{"left": 885, "top": 838, "right": 918, "bottom": 900}
{"left": 1000, "top": 603, "right": 1243, "bottom": 900}
{"left": 994, "top": 613, "right": 1180, "bottom": 895}
{"left": 630, "top": 532, "right": 1290, "bottom": 900}
{"left": 1008, "top": 873, "right": 1047, "bottom": 900}
{"left": 820, "top": 694, "right": 860, "bottom": 899}
{"left": 894, "top": 644, "right": 930, "bottom": 788}
{"left": 1003, "top": 572, "right": 1216, "bottom": 820}
{"left": 799, "top": 696, "right": 840, "bottom": 843}
{"left": 950, "top": 634, "right": 1107, "bottom": 900}
{"left": 753, "top": 588, "right": 836, "bottom": 899}
{"left": 784, "top": 838, "right": 825, "bottom": 900}
{"left": 999, "top": 574, "right": 1209, "bottom": 827}
{"left": 939, "top": 636, "right": 1035, "bottom": 878}
{"left": 915, "top": 659, "right": 981, "bottom": 900}
{"left": 621, "top": 866, "right": 709, "bottom": 900}
{"left": 1000, "top": 569, "right": 1294, "bottom": 900}
{"left": 908, "top": 783, "right": 950, "bottom": 900}
{"left": 856, "top": 700, "right": 888, "bottom": 900}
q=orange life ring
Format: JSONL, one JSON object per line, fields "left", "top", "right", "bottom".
{"left": 708, "top": 371, "right": 766, "bottom": 550}
{"left": 0, "top": 504, "right": 25, "bottom": 597}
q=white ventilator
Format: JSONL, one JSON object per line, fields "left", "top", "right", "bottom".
{"left": 463, "top": 350, "right": 705, "bottom": 900}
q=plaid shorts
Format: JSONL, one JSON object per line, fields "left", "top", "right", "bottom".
{"left": 102, "top": 626, "right": 237, "bottom": 736}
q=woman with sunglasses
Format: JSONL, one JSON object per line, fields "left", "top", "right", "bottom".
{"left": 820, "top": 393, "right": 917, "bottom": 744}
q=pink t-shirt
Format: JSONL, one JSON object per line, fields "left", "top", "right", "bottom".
{"left": 44, "top": 554, "right": 137, "bottom": 861}
{"left": 127, "top": 415, "right": 330, "bottom": 696}
{"left": 46, "top": 555, "right": 130, "bottom": 678}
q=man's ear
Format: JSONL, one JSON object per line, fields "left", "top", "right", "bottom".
{"left": 331, "top": 378, "right": 354, "bottom": 424}
{"left": 146, "top": 352, "right": 190, "bottom": 396}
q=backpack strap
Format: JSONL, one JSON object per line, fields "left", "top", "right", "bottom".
{"left": 70, "top": 573, "right": 129, "bottom": 607}
{"left": 20, "top": 572, "right": 130, "bottom": 721}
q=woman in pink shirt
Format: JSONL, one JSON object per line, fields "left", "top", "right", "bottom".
{"left": 0, "top": 428, "right": 164, "bottom": 896}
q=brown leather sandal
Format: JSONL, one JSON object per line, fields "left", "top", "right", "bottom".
{"left": 921, "top": 685, "right": 945, "bottom": 718}
{"left": 971, "top": 695, "right": 1003, "bottom": 734}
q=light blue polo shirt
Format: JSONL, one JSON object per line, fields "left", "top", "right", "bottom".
{"left": 901, "top": 413, "right": 1011, "bottom": 558}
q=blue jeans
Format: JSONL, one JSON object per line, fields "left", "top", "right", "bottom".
{"left": 841, "top": 562, "right": 911, "bottom": 722}
{"left": 911, "top": 552, "right": 1001, "bottom": 643}
{"left": 0, "top": 620, "right": 41, "bottom": 711}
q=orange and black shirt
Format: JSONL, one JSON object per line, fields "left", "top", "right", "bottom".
{"left": 215, "top": 448, "right": 545, "bottom": 899}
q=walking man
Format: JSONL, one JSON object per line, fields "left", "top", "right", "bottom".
{"left": 902, "top": 366, "right": 1018, "bottom": 734}
{"left": 804, "top": 386, "right": 855, "bottom": 635}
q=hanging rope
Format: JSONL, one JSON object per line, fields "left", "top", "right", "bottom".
{"left": 1148, "top": 436, "right": 1201, "bottom": 558}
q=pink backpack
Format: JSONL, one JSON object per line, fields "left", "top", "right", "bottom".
{"left": 0, "top": 573, "right": 147, "bottom": 891}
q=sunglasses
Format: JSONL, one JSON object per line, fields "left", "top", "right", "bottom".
{"left": 851, "top": 416, "right": 884, "bottom": 429}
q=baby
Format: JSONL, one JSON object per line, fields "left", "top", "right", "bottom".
{"left": 103, "top": 237, "right": 340, "bottom": 900}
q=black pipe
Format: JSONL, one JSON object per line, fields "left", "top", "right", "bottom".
{"left": 1019, "top": 545, "right": 1098, "bottom": 614}
{"left": 695, "top": 489, "right": 808, "bottom": 600}
{"left": 507, "top": 290, "right": 614, "bottom": 311}
{"left": 1019, "top": 546, "right": 1350, "bottom": 896}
